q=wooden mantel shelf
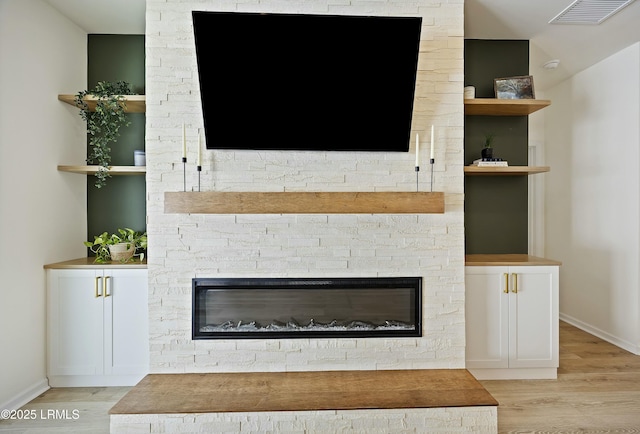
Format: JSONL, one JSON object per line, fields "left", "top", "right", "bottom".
{"left": 58, "top": 94, "right": 146, "bottom": 113}
{"left": 164, "top": 191, "right": 445, "bottom": 214}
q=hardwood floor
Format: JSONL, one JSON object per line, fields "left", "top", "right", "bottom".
{"left": 0, "top": 387, "right": 130, "bottom": 433}
{"left": 1, "top": 322, "right": 638, "bottom": 433}
{"left": 480, "top": 321, "right": 640, "bottom": 433}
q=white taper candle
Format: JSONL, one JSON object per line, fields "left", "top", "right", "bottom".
{"left": 198, "top": 132, "right": 202, "bottom": 166}
{"left": 430, "top": 125, "right": 435, "bottom": 160}
{"left": 182, "top": 123, "right": 186, "bottom": 159}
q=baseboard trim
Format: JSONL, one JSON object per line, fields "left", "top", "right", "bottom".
{"left": 560, "top": 314, "right": 640, "bottom": 355}
{"left": 468, "top": 367, "right": 557, "bottom": 380}
{"left": 47, "top": 374, "right": 146, "bottom": 387}
{"left": 0, "top": 378, "right": 49, "bottom": 411}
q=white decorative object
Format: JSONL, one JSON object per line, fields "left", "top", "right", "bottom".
{"left": 430, "top": 125, "right": 435, "bottom": 159}
{"left": 464, "top": 86, "right": 475, "bottom": 99}
{"left": 134, "top": 150, "right": 145, "bottom": 166}
{"left": 182, "top": 123, "right": 186, "bottom": 158}
{"left": 197, "top": 132, "right": 202, "bottom": 166}
{"left": 109, "top": 242, "right": 136, "bottom": 262}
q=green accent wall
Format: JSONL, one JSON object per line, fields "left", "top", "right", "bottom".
{"left": 464, "top": 40, "right": 529, "bottom": 254}
{"left": 87, "top": 35, "right": 145, "bottom": 242}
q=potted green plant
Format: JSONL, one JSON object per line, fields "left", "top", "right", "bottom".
{"left": 75, "top": 81, "right": 133, "bottom": 188}
{"left": 84, "top": 228, "right": 147, "bottom": 263}
{"left": 481, "top": 132, "right": 495, "bottom": 159}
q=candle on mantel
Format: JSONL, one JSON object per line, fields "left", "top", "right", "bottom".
{"left": 415, "top": 133, "right": 420, "bottom": 166}
{"left": 198, "top": 132, "right": 202, "bottom": 166}
{"left": 182, "top": 123, "right": 186, "bottom": 159}
{"left": 430, "top": 125, "right": 435, "bottom": 160}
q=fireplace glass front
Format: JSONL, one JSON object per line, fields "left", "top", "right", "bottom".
{"left": 192, "top": 277, "right": 421, "bottom": 339}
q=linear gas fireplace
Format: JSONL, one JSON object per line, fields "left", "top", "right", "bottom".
{"left": 192, "top": 277, "right": 422, "bottom": 339}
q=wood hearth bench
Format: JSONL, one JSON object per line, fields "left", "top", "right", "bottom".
{"left": 109, "top": 369, "right": 498, "bottom": 432}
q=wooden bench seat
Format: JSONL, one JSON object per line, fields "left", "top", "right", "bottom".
{"left": 110, "top": 369, "right": 497, "bottom": 415}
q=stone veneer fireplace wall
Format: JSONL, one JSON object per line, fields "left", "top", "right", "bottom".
{"left": 145, "top": 0, "right": 465, "bottom": 373}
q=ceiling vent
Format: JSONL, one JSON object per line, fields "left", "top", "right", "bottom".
{"left": 549, "top": 0, "right": 636, "bottom": 24}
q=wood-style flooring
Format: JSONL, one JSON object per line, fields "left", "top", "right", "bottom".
{"left": 0, "top": 387, "right": 129, "bottom": 433}
{"left": 1, "top": 321, "right": 639, "bottom": 433}
{"left": 481, "top": 321, "right": 640, "bottom": 433}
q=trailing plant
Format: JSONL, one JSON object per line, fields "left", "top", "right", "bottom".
{"left": 75, "top": 81, "right": 133, "bottom": 188}
{"left": 84, "top": 228, "right": 147, "bottom": 263}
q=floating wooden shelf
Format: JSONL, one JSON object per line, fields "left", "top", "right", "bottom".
{"left": 464, "top": 98, "right": 551, "bottom": 116}
{"left": 164, "top": 191, "right": 445, "bottom": 214}
{"left": 464, "top": 166, "right": 550, "bottom": 176}
{"left": 58, "top": 165, "right": 146, "bottom": 175}
{"left": 58, "top": 94, "right": 146, "bottom": 113}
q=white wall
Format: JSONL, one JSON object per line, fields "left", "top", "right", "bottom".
{"left": 146, "top": 0, "right": 465, "bottom": 373}
{"left": 545, "top": 43, "right": 640, "bottom": 354}
{"left": 0, "top": 0, "right": 87, "bottom": 409}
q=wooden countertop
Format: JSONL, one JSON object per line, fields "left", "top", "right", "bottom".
{"left": 47, "top": 256, "right": 558, "bottom": 268}
{"left": 44, "top": 257, "right": 147, "bottom": 269}
{"left": 465, "top": 254, "right": 561, "bottom": 266}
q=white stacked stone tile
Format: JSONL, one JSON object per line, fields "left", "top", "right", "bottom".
{"left": 111, "top": 407, "right": 498, "bottom": 433}
{"left": 147, "top": 0, "right": 465, "bottom": 374}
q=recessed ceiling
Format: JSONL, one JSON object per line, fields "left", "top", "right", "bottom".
{"left": 549, "top": 0, "right": 637, "bottom": 25}
{"left": 465, "top": 0, "right": 640, "bottom": 90}
{"left": 41, "top": 0, "right": 640, "bottom": 91}
{"left": 43, "top": 0, "right": 145, "bottom": 34}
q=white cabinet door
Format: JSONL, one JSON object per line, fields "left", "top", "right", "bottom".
{"left": 465, "top": 266, "right": 509, "bottom": 369}
{"left": 47, "top": 267, "right": 148, "bottom": 386}
{"left": 105, "top": 269, "right": 148, "bottom": 376}
{"left": 465, "top": 265, "right": 559, "bottom": 376}
{"left": 48, "top": 269, "right": 104, "bottom": 376}
{"left": 508, "top": 266, "right": 558, "bottom": 368}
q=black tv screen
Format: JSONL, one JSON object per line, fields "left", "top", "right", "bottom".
{"left": 192, "top": 11, "right": 422, "bottom": 152}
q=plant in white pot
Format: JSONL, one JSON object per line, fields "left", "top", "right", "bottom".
{"left": 84, "top": 228, "right": 147, "bottom": 263}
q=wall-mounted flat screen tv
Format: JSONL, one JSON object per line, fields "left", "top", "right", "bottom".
{"left": 192, "top": 11, "right": 422, "bottom": 152}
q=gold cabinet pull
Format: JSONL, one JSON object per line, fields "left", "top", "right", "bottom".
{"left": 95, "top": 276, "right": 102, "bottom": 298}
{"left": 104, "top": 276, "right": 111, "bottom": 297}
{"left": 503, "top": 273, "right": 509, "bottom": 293}
{"left": 512, "top": 273, "right": 518, "bottom": 293}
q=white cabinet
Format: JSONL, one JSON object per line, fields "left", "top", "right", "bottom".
{"left": 47, "top": 267, "right": 148, "bottom": 387}
{"left": 465, "top": 265, "right": 559, "bottom": 380}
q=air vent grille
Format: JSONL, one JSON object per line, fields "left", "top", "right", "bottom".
{"left": 549, "top": 0, "right": 636, "bottom": 24}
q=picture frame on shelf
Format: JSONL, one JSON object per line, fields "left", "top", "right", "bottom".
{"left": 494, "top": 75, "right": 535, "bottom": 99}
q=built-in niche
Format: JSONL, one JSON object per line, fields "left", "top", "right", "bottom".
{"left": 464, "top": 39, "right": 530, "bottom": 254}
